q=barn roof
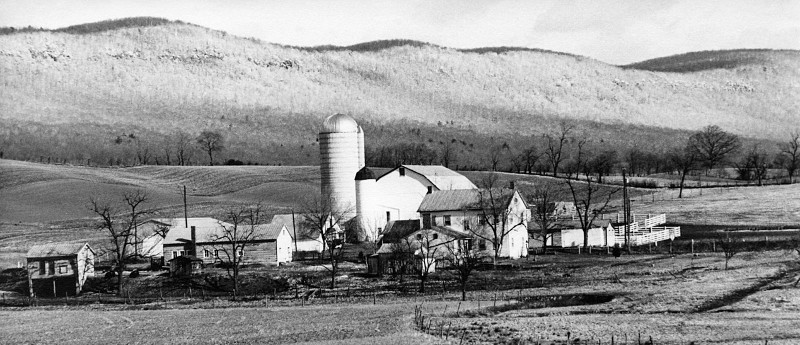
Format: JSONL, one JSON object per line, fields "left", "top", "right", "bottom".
{"left": 27, "top": 242, "right": 91, "bottom": 258}
{"left": 271, "top": 214, "right": 323, "bottom": 241}
{"left": 548, "top": 219, "right": 612, "bottom": 230}
{"left": 256, "top": 223, "right": 287, "bottom": 240}
{"left": 376, "top": 165, "right": 476, "bottom": 190}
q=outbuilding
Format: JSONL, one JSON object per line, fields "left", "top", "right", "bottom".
{"left": 26, "top": 242, "right": 95, "bottom": 297}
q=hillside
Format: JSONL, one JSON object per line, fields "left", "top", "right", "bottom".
{"left": 0, "top": 18, "right": 798, "bottom": 167}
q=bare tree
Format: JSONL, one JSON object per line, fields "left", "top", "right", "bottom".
{"left": 777, "top": 131, "right": 800, "bottom": 183}
{"left": 669, "top": 145, "right": 698, "bottom": 198}
{"left": 719, "top": 236, "right": 740, "bottom": 270}
{"left": 587, "top": 149, "right": 618, "bottom": 184}
{"left": 545, "top": 121, "right": 575, "bottom": 177}
{"left": 89, "top": 190, "right": 149, "bottom": 296}
{"left": 196, "top": 130, "right": 225, "bottom": 166}
{"left": 300, "top": 196, "right": 351, "bottom": 289}
{"left": 565, "top": 177, "right": 618, "bottom": 250}
{"left": 134, "top": 137, "right": 152, "bottom": 166}
{"left": 469, "top": 174, "right": 527, "bottom": 267}
{"left": 521, "top": 145, "right": 540, "bottom": 174}
{"left": 688, "top": 125, "right": 741, "bottom": 177}
{"left": 528, "top": 182, "right": 560, "bottom": 255}
{"left": 445, "top": 239, "right": 482, "bottom": 301}
{"left": 175, "top": 131, "right": 194, "bottom": 166}
{"left": 439, "top": 142, "right": 456, "bottom": 168}
{"left": 209, "top": 204, "right": 265, "bottom": 299}
{"left": 736, "top": 145, "right": 770, "bottom": 185}
{"left": 398, "top": 230, "right": 444, "bottom": 293}
{"left": 488, "top": 144, "right": 504, "bottom": 171}
{"left": 570, "top": 137, "right": 589, "bottom": 179}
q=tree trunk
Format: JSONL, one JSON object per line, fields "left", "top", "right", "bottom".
{"left": 419, "top": 274, "right": 426, "bottom": 293}
{"left": 116, "top": 264, "right": 124, "bottom": 297}
{"left": 461, "top": 280, "right": 467, "bottom": 301}
{"left": 678, "top": 168, "right": 688, "bottom": 198}
{"left": 583, "top": 229, "right": 590, "bottom": 252}
{"left": 208, "top": 150, "right": 214, "bottom": 166}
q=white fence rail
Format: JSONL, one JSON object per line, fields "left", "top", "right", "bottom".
{"left": 614, "top": 226, "right": 681, "bottom": 246}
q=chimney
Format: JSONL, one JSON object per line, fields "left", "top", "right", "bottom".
{"left": 190, "top": 226, "right": 197, "bottom": 256}
{"left": 509, "top": 181, "right": 515, "bottom": 190}
{"left": 426, "top": 186, "right": 433, "bottom": 194}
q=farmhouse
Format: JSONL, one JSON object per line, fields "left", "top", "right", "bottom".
{"left": 163, "top": 217, "right": 293, "bottom": 266}
{"left": 26, "top": 242, "right": 94, "bottom": 297}
{"left": 368, "top": 220, "right": 471, "bottom": 275}
{"left": 417, "top": 188, "right": 529, "bottom": 259}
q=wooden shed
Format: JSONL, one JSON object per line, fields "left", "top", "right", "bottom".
{"left": 168, "top": 255, "right": 203, "bottom": 277}
{"left": 26, "top": 242, "right": 94, "bottom": 297}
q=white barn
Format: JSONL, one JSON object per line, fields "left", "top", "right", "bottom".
{"left": 355, "top": 165, "right": 476, "bottom": 241}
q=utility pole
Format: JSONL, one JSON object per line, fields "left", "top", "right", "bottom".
{"left": 622, "top": 168, "right": 631, "bottom": 253}
{"left": 183, "top": 185, "right": 188, "bottom": 228}
{"left": 291, "top": 209, "right": 299, "bottom": 253}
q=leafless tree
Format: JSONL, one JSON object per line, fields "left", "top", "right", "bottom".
{"left": 736, "top": 145, "right": 770, "bottom": 185}
{"left": 587, "top": 149, "right": 618, "bottom": 184}
{"left": 545, "top": 121, "right": 575, "bottom": 177}
{"left": 669, "top": 145, "right": 698, "bottom": 198}
{"left": 488, "top": 144, "right": 504, "bottom": 171}
{"left": 397, "top": 230, "right": 444, "bottom": 293}
{"left": 528, "top": 182, "right": 561, "bottom": 255}
{"left": 521, "top": 145, "right": 540, "bottom": 174}
{"left": 777, "top": 131, "right": 800, "bottom": 183}
{"left": 445, "top": 239, "right": 482, "bottom": 301}
{"left": 571, "top": 137, "right": 589, "bottom": 179}
{"left": 688, "top": 125, "right": 741, "bottom": 177}
{"left": 469, "top": 174, "right": 527, "bottom": 267}
{"left": 209, "top": 204, "right": 265, "bottom": 299}
{"left": 565, "top": 177, "right": 618, "bottom": 250}
{"left": 439, "top": 142, "right": 456, "bottom": 168}
{"left": 134, "top": 137, "right": 152, "bottom": 166}
{"left": 175, "top": 131, "right": 194, "bottom": 166}
{"left": 719, "top": 236, "right": 740, "bottom": 270}
{"left": 299, "top": 196, "right": 351, "bottom": 289}
{"left": 89, "top": 190, "right": 149, "bottom": 296}
{"left": 196, "top": 130, "right": 225, "bottom": 166}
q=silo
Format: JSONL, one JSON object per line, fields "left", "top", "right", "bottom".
{"left": 319, "top": 114, "right": 360, "bottom": 219}
{"left": 355, "top": 167, "right": 378, "bottom": 241}
{"left": 357, "top": 125, "right": 365, "bottom": 168}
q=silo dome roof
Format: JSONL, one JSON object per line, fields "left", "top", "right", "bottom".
{"left": 321, "top": 113, "right": 359, "bottom": 133}
{"left": 355, "top": 167, "right": 376, "bottom": 180}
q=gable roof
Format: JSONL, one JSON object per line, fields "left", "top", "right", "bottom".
{"left": 163, "top": 217, "right": 233, "bottom": 245}
{"left": 376, "top": 165, "right": 476, "bottom": 190}
{"left": 256, "top": 223, "right": 288, "bottom": 240}
{"left": 271, "top": 214, "right": 325, "bottom": 241}
{"left": 418, "top": 188, "right": 524, "bottom": 212}
{"left": 379, "top": 220, "right": 421, "bottom": 243}
{"left": 429, "top": 226, "right": 472, "bottom": 240}
{"left": 549, "top": 219, "right": 612, "bottom": 230}
{"left": 27, "top": 242, "right": 91, "bottom": 258}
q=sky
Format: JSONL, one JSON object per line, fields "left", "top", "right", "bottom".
{"left": 1, "top": 0, "right": 798, "bottom": 64}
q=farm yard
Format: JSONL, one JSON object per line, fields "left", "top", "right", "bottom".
{"left": 3, "top": 160, "right": 800, "bottom": 343}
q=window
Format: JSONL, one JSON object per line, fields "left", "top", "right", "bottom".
{"left": 432, "top": 234, "right": 438, "bottom": 240}
{"left": 431, "top": 216, "right": 437, "bottom": 226}
{"left": 463, "top": 219, "right": 471, "bottom": 230}
{"left": 48, "top": 261, "right": 55, "bottom": 275}
{"left": 172, "top": 251, "right": 178, "bottom": 259}
{"left": 478, "top": 217, "right": 486, "bottom": 226}
{"left": 422, "top": 214, "right": 431, "bottom": 229}
{"left": 416, "top": 234, "right": 422, "bottom": 241}
{"left": 399, "top": 167, "right": 405, "bottom": 176}
{"left": 179, "top": 250, "right": 186, "bottom": 257}
{"left": 386, "top": 211, "right": 391, "bottom": 222}
{"left": 238, "top": 250, "right": 244, "bottom": 257}
{"left": 479, "top": 240, "right": 487, "bottom": 251}
{"left": 203, "top": 249, "right": 211, "bottom": 258}
{"left": 38, "top": 261, "right": 45, "bottom": 275}
{"left": 426, "top": 186, "right": 433, "bottom": 194}
{"left": 444, "top": 215, "right": 451, "bottom": 226}
{"left": 57, "top": 265, "right": 68, "bottom": 274}
{"left": 214, "top": 250, "right": 219, "bottom": 257}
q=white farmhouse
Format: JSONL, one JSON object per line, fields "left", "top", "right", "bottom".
{"left": 417, "top": 188, "right": 529, "bottom": 259}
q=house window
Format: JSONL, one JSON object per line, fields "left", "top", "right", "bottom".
{"left": 38, "top": 261, "right": 45, "bottom": 275}
{"left": 399, "top": 167, "right": 405, "bottom": 176}
{"left": 478, "top": 217, "right": 486, "bottom": 226}
{"left": 431, "top": 216, "right": 437, "bottom": 226}
{"left": 238, "top": 250, "right": 244, "bottom": 257}
{"left": 433, "top": 234, "right": 438, "bottom": 240}
{"left": 172, "top": 251, "right": 178, "bottom": 259}
{"left": 386, "top": 211, "right": 391, "bottom": 222}
{"left": 422, "top": 214, "right": 431, "bottom": 229}
{"left": 479, "top": 240, "right": 487, "bottom": 251}
{"left": 57, "top": 265, "right": 68, "bottom": 274}
{"left": 416, "top": 234, "right": 422, "bottom": 241}
{"left": 463, "top": 219, "right": 471, "bottom": 230}
{"left": 203, "top": 249, "right": 211, "bottom": 258}
{"left": 214, "top": 250, "right": 219, "bottom": 257}
{"left": 444, "top": 215, "right": 451, "bottom": 226}
{"left": 48, "top": 261, "right": 55, "bottom": 275}
{"left": 179, "top": 250, "right": 186, "bottom": 257}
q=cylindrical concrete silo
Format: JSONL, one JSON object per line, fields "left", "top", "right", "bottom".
{"left": 357, "top": 125, "right": 365, "bottom": 169}
{"left": 319, "top": 114, "right": 360, "bottom": 220}
{"left": 355, "top": 167, "right": 377, "bottom": 241}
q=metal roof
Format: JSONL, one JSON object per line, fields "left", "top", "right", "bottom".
{"left": 320, "top": 113, "right": 359, "bottom": 133}
{"left": 377, "top": 165, "right": 477, "bottom": 190}
{"left": 418, "top": 188, "right": 519, "bottom": 212}
{"left": 27, "top": 242, "right": 91, "bottom": 258}
{"left": 379, "top": 220, "right": 421, "bottom": 243}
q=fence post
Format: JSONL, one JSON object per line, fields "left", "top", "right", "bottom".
{"left": 691, "top": 239, "right": 694, "bottom": 254}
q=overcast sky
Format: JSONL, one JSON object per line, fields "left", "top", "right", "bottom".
{"left": 1, "top": 0, "right": 798, "bottom": 64}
